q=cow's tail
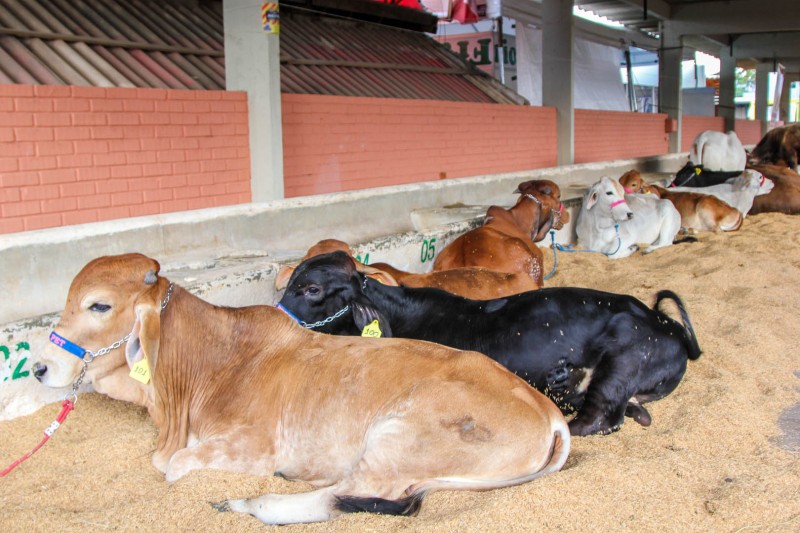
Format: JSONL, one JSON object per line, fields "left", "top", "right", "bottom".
{"left": 654, "top": 290, "right": 702, "bottom": 360}
{"left": 334, "top": 492, "right": 426, "bottom": 517}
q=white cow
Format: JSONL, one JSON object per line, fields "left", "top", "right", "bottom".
{"left": 669, "top": 169, "right": 774, "bottom": 217}
{"left": 688, "top": 130, "right": 746, "bottom": 171}
{"left": 576, "top": 177, "right": 682, "bottom": 259}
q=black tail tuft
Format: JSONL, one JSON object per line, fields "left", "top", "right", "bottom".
{"left": 334, "top": 491, "right": 426, "bottom": 517}
{"left": 654, "top": 290, "right": 702, "bottom": 360}
{"left": 673, "top": 236, "right": 698, "bottom": 245}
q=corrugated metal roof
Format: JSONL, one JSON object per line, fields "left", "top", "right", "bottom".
{"left": 0, "top": 0, "right": 524, "bottom": 104}
{"left": 280, "top": 6, "right": 524, "bottom": 104}
{"left": 0, "top": 0, "right": 224, "bottom": 89}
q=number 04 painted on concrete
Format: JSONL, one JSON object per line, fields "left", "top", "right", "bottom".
{"left": 420, "top": 238, "right": 436, "bottom": 263}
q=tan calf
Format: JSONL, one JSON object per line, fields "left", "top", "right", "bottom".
{"left": 34, "top": 254, "right": 569, "bottom": 525}
{"left": 619, "top": 170, "right": 742, "bottom": 233}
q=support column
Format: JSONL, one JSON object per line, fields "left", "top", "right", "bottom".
{"left": 755, "top": 62, "right": 771, "bottom": 135}
{"left": 718, "top": 51, "right": 736, "bottom": 132}
{"left": 541, "top": 0, "right": 574, "bottom": 166}
{"left": 224, "top": 0, "right": 284, "bottom": 201}
{"left": 658, "top": 21, "right": 682, "bottom": 153}
{"left": 778, "top": 74, "right": 793, "bottom": 124}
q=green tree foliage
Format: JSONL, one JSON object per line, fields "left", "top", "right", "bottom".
{"left": 736, "top": 68, "right": 755, "bottom": 97}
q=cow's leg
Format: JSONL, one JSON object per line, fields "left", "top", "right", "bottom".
{"left": 163, "top": 431, "right": 276, "bottom": 482}
{"left": 643, "top": 208, "right": 681, "bottom": 253}
{"left": 218, "top": 486, "right": 340, "bottom": 525}
{"left": 568, "top": 315, "right": 646, "bottom": 436}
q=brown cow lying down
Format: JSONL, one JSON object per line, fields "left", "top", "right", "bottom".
{"left": 619, "top": 170, "right": 742, "bottom": 233}
{"left": 432, "top": 179, "right": 567, "bottom": 286}
{"left": 33, "top": 254, "right": 569, "bottom": 525}
{"left": 749, "top": 124, "right": 800, "bottom": 170}
{"left": 276, "top": 239, "right": 539, "bottom": 299}
{"left": 748, "top": 164, "right": 800, "bottom": 215}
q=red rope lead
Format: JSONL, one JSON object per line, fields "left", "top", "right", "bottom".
{"left": 1, "top": 399, "right": 75, "bottom": 477}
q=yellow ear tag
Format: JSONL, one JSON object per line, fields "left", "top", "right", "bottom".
{"left": 129, "top": 358, "right": 151, "bottom": 384}
{"left": 361, "top": 320, "right": 382, "bottom": 338}
{"left": 695, "top": 167, "right": 702, "bottom": 175}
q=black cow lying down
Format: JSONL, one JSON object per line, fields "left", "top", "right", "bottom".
{"left": 278, "top": 251, "right": 702, "bottom": 437}
{"left": 671, "top": 161, "right": 743, "bottom": 187}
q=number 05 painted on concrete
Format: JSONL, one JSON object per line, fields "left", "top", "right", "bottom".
{"left": 420, "top": 238, "right": 436, "bottom": 263}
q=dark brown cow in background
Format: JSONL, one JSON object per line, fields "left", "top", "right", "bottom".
{"left": 749, "top": 124, "right": 800, "bottom": 170}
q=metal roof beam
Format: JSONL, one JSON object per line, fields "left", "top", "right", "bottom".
{"left": 729, "top": 32, "right": 800, "bottom": 61}
{"left": 577, "top": 0, "right": 671, "bottom": 21}
{"left": 670, "top": 0, "right": 800, "bottom": 35}
{"left": 506, "top": 2, "right": 659, "bottom": 50}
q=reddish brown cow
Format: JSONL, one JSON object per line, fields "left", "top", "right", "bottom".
{"left": 431, "top": 179, "right": 568, "bottom": 286}
{"left": 619, "top": 170, "right": 742, "bottom": 233}
{"left": 747, "top": 164, "right": 800, "bottom": 215}
{"left": 276, "top": 239, "right": 538, "bottom": 299}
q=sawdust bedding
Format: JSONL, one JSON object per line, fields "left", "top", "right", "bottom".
{"left": 2, "top": 212, "right": 799, "bottom": 532}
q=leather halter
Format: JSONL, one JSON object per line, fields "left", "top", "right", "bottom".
{"left": 522, "top": 193, "right": 563, "bottom": 237}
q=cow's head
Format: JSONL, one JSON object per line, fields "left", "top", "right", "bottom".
{"left": 514, "top": 179, "right": 569, "bottom": 239}
{"left": 275, "top": 240, "right": 398, "bottom": 292}
{"left": 672, "top": 162, "right": 702, "bottom": 187}
{"left": 584, "top": 177, "right": 634, "bottom": 222}
{"left": 33, "top": 254, "right": 169, "bottom": 406}
{"left": 618, "top": 170, "right": 656, "bottom": 195}
{"left": 279, "top": 251, "right": 393, "bottom": 337}
{"left": 733, "top": 169, "right": 774, "bottom": 196}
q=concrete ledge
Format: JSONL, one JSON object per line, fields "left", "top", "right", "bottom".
{"left": 2, "top": 153, "right": 686, "bottom": 325}
{"left": 0, "top": 154, "right": 687, "bottom": 420}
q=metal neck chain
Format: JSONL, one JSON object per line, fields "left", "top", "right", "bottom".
{"left": 300, "top": 276, "right": 367, "bottom": 330}
{"left": 523, "top": 193, "right": 562, "bottom": 234}
{"left": 300, "top": 305, "right": 351, "bottom": 329}
{"left": 523, "top": 193, "right": 544, "bottom": 236}
{"left": 65, "top": 282, "right": 174, "bottom": 402}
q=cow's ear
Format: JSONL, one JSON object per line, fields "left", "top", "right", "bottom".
{"left": 274, "top": 264, "right": 296, "bottom": 291}
{"left": 125, "top": 299, "right": 161, "bottom": 382}
{"left": 585, "top": 191, "right": 599, "bottom": 210}
{"left": 353, "top": 263, "right": 399, "bottom": 286}
{"left": 351, "top": 300, "right": 393, "bottom": 338}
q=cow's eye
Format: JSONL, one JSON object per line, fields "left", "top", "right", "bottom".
{"left": 305, "top": 286, "right": 320, "bottom": 296}
{"left": 605, "top": 191, "right": 614, "bottom": 196}
{"left": 89, "top": 303, "right": 111, "bottom": 313}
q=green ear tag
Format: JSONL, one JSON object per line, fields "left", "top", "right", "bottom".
{"left": 361, "top": 320, "right": 382, "bottom": 338}
{"left": 129, "top": 358, "right": 151, "bottom": 384}
{"left": 695, "top": 167, "right": 702, "bottom": 175}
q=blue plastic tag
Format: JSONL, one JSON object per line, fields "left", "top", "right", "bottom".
{"left": 49, "top": 331, "right": 87, "bottom": 359}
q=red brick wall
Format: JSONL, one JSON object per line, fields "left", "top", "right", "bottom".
{"left": 734, "top": 119, "right": 763, "bottom": 145}
{"left": 281, "top": 94, "right": 557, "bottom": 197}
{"left": 574, "top": 110, "right": 669, "bottom": 164}
{"left": 681, "top": 116, "right": 725, "bottom": 151}
{"left": 0, "top": 85, "right": 250, "bottom": 234}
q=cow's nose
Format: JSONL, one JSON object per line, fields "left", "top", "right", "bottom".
{"left": 32, "top": 362, "right": 47, "bottom": 381}
{"left": 626, "top": 212, "right": 634, "bottom": 220}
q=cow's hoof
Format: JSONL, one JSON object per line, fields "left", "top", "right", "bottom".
{"left": 570, "top": 416, "right": 623, "bottom": 436}
{"left": 210, "top": 500, "right": 231, "bottom": 513}
{"left": 625, "top": 402, "right": 652, "bottom": 426}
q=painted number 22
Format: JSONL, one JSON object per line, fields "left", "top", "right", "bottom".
{"left": 1, "top": 342, "right": 31, "bottom": 382}
{"left": 420, "top": 237, "right": 436, "bottom": 263}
